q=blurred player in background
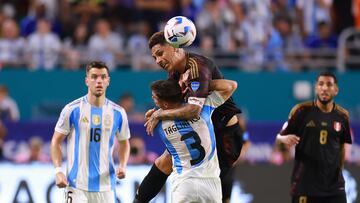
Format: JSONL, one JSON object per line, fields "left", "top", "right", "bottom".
{"left": 150, "top": 78, "right": 237, "bottom": 203}
{"left": 134, "top": 31, "right": 245, "bottom": 203}
{"left": 277, "top": 72, "right": 352, "bottom": 203}
{"left": 51, "top": 61, "right": 130, "bottom": 203}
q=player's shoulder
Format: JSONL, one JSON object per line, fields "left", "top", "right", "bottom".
{"left": 187, "top": 52, "right": 214, "bottom": 79}
{"left": 107, "top": 100, "right": 126, "bottom": 113}
{"left": 334, "top": 104, "right": 350, "bottom": 120}
{"left": 66, "top": 97, "right": 84, "bottom": 109}
{"left": 289, "top": 101, "right": 314, "bottom": 117}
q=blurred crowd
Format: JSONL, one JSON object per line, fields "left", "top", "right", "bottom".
{"left": 0, "top": 0, "right": 359, "bottom": 71}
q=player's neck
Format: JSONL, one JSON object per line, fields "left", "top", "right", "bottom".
{"left": 315, "top": 99, "right": 334, "bottom": 113}
{"left": 176, "top": 49, "right": 187, "bottom": 73}
{"left": 87, "top": 94, "right": 105, "bottom": 107}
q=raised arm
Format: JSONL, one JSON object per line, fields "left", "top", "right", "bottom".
{"left": 209, "top": 79, "right": 237, "bottom": 101}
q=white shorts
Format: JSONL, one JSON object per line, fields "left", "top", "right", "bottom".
{"left": 64, "top": 186, "right": 116, "bottom": 203}
{"left": 172, "top": 177, "right": 222, "bottom": 203}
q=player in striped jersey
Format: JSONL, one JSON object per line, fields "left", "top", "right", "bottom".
{"left": 51, "top": 61, "right": 131, "bottom": 203}
{"left": 150, "top": 79, "right": 237, "bottom": 203}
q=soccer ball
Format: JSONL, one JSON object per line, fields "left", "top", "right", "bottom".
{"left": 164, "top": 16, "right": 196, "bottom": 48}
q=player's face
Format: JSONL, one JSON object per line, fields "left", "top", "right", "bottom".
{"left": 86, "top": 68, "right": 110, "bottom": 97}
{"left": 151, "top": 91, "right": 168, "bottom": 110}
{"left": 315, "top": 76, "right": 338, "bottom": 105}
{"left": 151, "top": 44, "right": 177, "bottom": 72}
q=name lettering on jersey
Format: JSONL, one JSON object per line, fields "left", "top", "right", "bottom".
{"left": 104, "top": 114, "right": 111, "bottom": 127}
{"left": 334, "top": 121, "right": 342, "bottom": 132}
{"left": 306, "top": 120, "right": 315, "bottom": 127}
{"left": 163, "top": 117, "right": 200, "bottom": 136}
{"left": 321, "top": 122, "right": 328, "bottom": 126}
{"left": 92, "top": 115, "right": 101, "bottom": 125}
{"left": 81, "top": 116, "right": 89, "bottom": 123}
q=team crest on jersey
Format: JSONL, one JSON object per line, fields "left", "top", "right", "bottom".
{"left": 191, "top": 81, "right": 200, "bottom": 92}
{"left": 333, "top": 121, "right": 341, "bottom": 132}
{"left": 104, "top": 115, "right": 111, "bottom": 127}
{"left": 92, "top": 115, "right": 101, "bottom": 125}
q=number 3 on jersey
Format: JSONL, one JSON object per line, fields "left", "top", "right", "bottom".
{"left": 90, "top": 127, "right": 101, "bottom": 142}
{"left": 181, "top": 131, "right": 205, "bottom": 166}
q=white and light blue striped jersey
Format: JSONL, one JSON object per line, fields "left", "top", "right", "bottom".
{"left": 55, "top": 95, "right": 130, "bottom": 192}
{"left": 154, "top": 91, "right": 225, "bottom": 181}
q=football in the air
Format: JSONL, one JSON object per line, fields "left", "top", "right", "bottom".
{"left": 164, "top": 16, "right": 196, "bottom": 48}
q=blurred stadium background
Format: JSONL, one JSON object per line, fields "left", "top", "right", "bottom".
{"left": 0, "top": 0, "right": 359, "bottom": 202}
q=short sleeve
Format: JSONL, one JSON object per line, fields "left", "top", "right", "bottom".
{"left": 116, "top": 108, "right": 131, "bottom": 141}
{"left": 55, "top": 105, "right": 72, "bottom": 135}
{"left": 205, "top": 91, "right": 225, "bottom": 108}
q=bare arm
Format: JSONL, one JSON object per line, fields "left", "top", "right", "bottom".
{"left": 116, "top": 139, "right": 130, "bottom": 179}
{"left": 51, "top": 131, "right": 68, "bottom": 188}
{"left": 276, "top": 133, "right": 300, "bottom": 149}
{"left": 154, "top": 79, "right": 237, "bottom": 121}
{"left": 156, "top": 103, "right": 202, "bottom": 120}
{"left": 209, "top": 79, "right": 237, "bottom": 101}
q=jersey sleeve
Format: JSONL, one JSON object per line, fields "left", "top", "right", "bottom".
{"left": 341, "top": 116, "right": 352, "bottom": 144}
{"left": 279, "top": 104, "right": 304, "bottom": 136}
{"left": 116, "top": 108, "right": 131, "bottom": 141}
{"left": 205, "top": 91, "right": 225, "bottom": 108}
{"left": 185, "top": 58, "right": 212, "bottom": 107}
{"left": 55, "top": 104, "right": 72, "bottom": 135}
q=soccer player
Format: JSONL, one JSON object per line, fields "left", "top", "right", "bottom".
{"left": 51, "top": 61, "right": 131, "bottom": 203}
{"left": 150, "top": 78, "right": 237, "bottom": 203}
{"left": 276, "top": 72, "right": 352, "bottom": 203}
{"left": 134, "top": 31, "right": 244, "bottom": 203}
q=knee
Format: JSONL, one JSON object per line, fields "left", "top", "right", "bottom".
{"left": 154, "top": 153, "right": 172, "bottom": 174}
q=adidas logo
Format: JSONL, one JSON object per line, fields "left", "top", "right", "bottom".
{"left": 81, "top": 116, "right": 89, "bottom": 123}
{"left": 306, "top": 120, "right": 315, "bottom": 127}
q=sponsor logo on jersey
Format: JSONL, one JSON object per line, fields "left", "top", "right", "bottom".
{"left": 92, "top": 115, "right": 101, "bottom": 125}
{"left": 334, "top": 121, "right": 341, "bottom": 132}
{"left": 190, "top": 81, "right": 200, "bottom": 92}
{"left": 306, "top": 120, "right": 315, "bottom": 127}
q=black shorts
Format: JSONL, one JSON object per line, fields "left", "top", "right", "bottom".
{"left": 215, "top": 122, "right": 244, "bottom": 177}
{"left": 292, "top": 194, "right": 346, "bottom": 203}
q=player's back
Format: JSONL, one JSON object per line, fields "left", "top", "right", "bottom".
{"left": 55, "top": 96, "right": 130, "bottom": 192}
{"left": 154, "top": 91, "right": 226, "bottom": 180}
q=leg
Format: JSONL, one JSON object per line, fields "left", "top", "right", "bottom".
{"left": 215, "top": 122, "right": 244, "bottom": 201}
{"left": 221, "top": 167, "right": 234, "bottom": 203}
{"left": 134, "top": 150, "right": 172, "bottom": 203}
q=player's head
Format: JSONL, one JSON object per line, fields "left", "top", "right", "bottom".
{"left": 149, "top": 31, "right": 185, "bottom": 73}
{"left": 150, "top": 79, "right": 183, "bottom": 110}
{"left": 85, "top": 61, "right": 110, "bottom": 97}
{"left": 315, "top": 71, "right": 338, "bottom": 105}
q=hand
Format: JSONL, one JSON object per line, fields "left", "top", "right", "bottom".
{"left": 144, "top": 109, "right": 161, "bottom": 136}
{"left": 277, "top": 134, "right": 300, "bottom": 148}
{"left": 116, "top": 166, "right": 126, "bottom": 179}
{"left": 145, "top": 108, "right": 156, "bottom": 122}
{"left": 55, "top": 172, "right": 68, "bottom": 188}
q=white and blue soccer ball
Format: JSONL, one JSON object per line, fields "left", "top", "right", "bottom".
{"left": 164, "top": 16, "right": 197, "bottom": 48}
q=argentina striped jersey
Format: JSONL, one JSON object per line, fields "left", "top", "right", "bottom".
{"left": 55, "top": 96, "right": 130, "bottom": 192}
{"left": 154, "top": 91, "right": 225, "bottom": 180}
